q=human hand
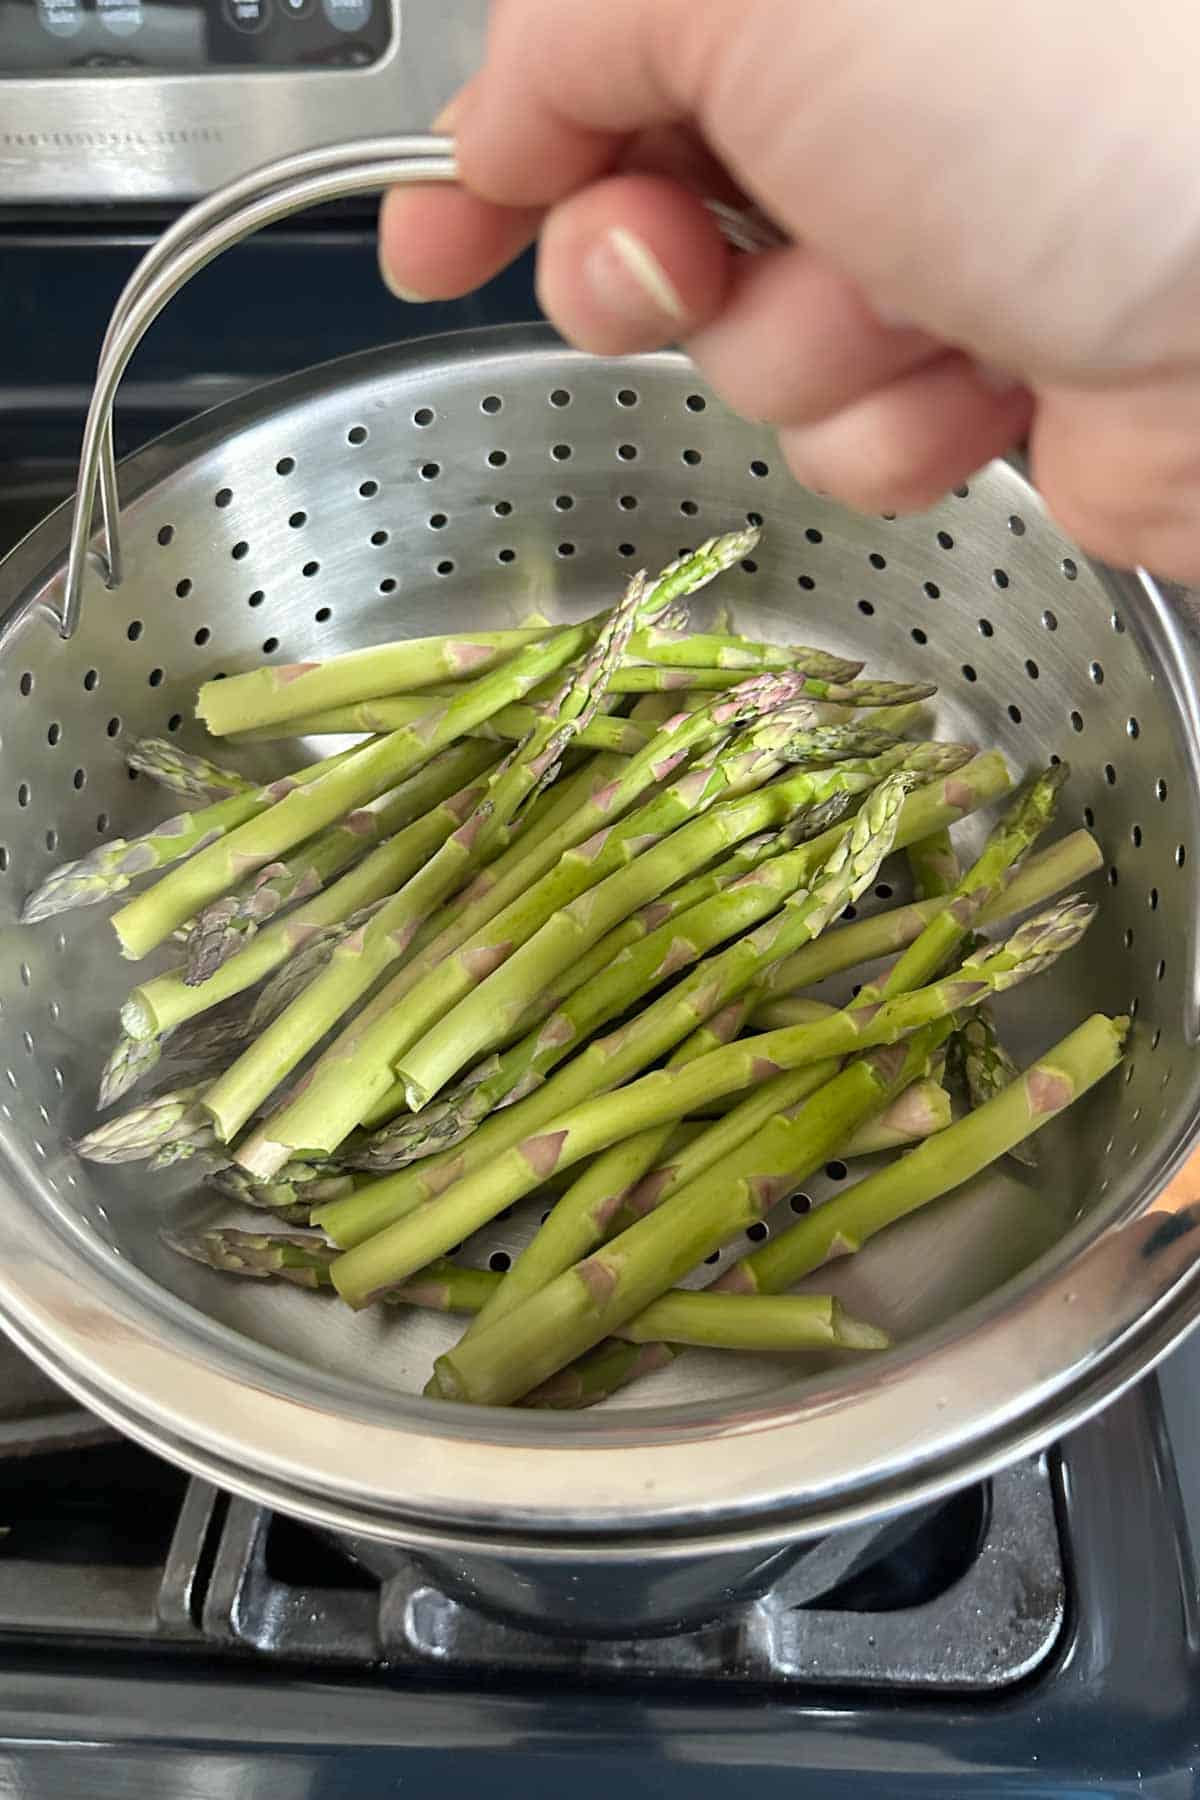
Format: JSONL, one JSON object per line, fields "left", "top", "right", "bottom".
{"left": 380, "top": 0, "right": 1200, "bottom": 582}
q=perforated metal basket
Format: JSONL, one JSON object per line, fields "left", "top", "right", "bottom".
{"left": 1, "top": 139, "right": 1200, "bottom": 1598}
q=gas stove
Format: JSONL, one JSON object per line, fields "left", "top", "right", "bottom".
{"left": 0, "top": 1407, "right": 1062, "bottom": 1690}
{"left": 0, "top": 1338, "right": 1197, "bottom": 1797}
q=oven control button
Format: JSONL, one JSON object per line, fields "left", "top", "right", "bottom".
{"left": 37, "top": 0, "right": 85, "bottom": 36}
{"left": 96, "top": 0, "right": 144, "bottom": 35}
{"left": 223, "top": 0, "right": 271, "bottom": 30}
{"left": 321, "top": 0, "right": 371, "bottom": 33}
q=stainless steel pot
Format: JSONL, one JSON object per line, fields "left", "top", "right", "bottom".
{"left": 1, "top": 138, "right": 1198, "bottom": 1634}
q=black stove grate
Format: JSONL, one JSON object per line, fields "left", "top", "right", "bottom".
{"left": 0, "top": 1437, "right": 1064, "bottom": 1693}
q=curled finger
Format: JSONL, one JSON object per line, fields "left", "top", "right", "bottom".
{"left": 686, "top": 245, "right": 943, "bottom": 427}
{"left": 777, "top": 354, "right": 1034, "bottom": 516}
{"left": 535, "top": 172, "right": 733, "bottom": 356}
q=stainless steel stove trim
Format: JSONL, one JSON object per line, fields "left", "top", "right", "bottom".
{"left": 0, "top": 0, "right": 488, "bottom": 205}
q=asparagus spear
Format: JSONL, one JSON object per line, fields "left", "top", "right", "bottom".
{"left": 572, "top": 668, "right": 936, "bottom": 703}
{"left": 166, "top": 1228, "right": 339, "bottom": 1286}
{"left": 957, "top": 1013, "right": 1038, "bottom": 1169}
{"left": 22, "top": 742, "right": 361, "bottom": 925}
{"left": 901, "top": 822, "right": 1037, "bottom": 1167}
{"left": 394, "top": 739, "right": 968, "bottom": 1113}
{"left": 360, "top": 773, "right": 866, "bottom": 1140}
{"left": 165, "top": 1229, "right": 888, "bottom": 1353}
{"left": 208, "top": 1162, "right": 361, "bottom": 1219}
{"left": 118, "top": 754, "right": 505, "bottom": 1053}
{"left": 236, "top": 672, "right": 826, "bottom": 1174}
{"left": 905, "top": 828, "right": 960, "bottom": 901}
{"left": 197, "top": 627, "right": 554, "bottom": 734}
{"left": 386, "top": 753, "right": 958, "bottom": 1159}
{"left": 329, "top": 893, "right": 1086, "bottom": 1307}
{"left": 461, "top": 1003, "right": 946, "bottom": 1338}
{"left": 699, "top": 897, "right": 1099, "bottom": 1075}
{"left": 327, "top": 778, "right": 916, "bottom": 1300}
{"left": 624, "top": 626, "right": 863, "bottom": 679}
{"left": 530, "top": 1008, "right": 1108, "bottom": 1413}
{"left": 163, "top": 1004, "right": 257, "bottom": 1071}
{"left": 111, "top": 622, "right": 609, "bottom": 959}
{"left": 200, "top": 584, "right": 653, "bottom": 1144}
{"left": 424, "top": 1029, "right": 948, "bottom": 1404}
{"left": 395, "top": 744, "right": 632, "bottom": 943}
{"left": 126, "top": 738, "right": 255, "bottom": 802}
{"left": 447, "top": 573, "right": 648, "bottom": 850}
{"left": 350, "top": 805, "right": 857, "bottom": 1155}
{"left": 853, "top": 768, "right": 1063, "bottom": 1175}
{"left": 314, "top": 754, "right": 1011, "bottom": 1252}
{"left": 756, "top": 829, "right": 1102, "bottom": 1005}
{"left": 524, "top": 1340, "right": 680, "bottom": 1407}
{"left": 181, "top": 745, "right": 499, "bottom": 985}
{"left": 852, "top": 765, "right": 1070, "bottom": 1012}
{"left": 196, "top": 531, "right": 758, "bottom": 736}
{"left": 717, "top": 1014, "right": 1127, "bottom": 1295}
{"left": 75, "top": 1083, "right": 215, "bottom": 1167}
{"left": 234, "top": 696, "right": 654, "bottom": 756}
{"left": 97, "top": 1030, "right": 170, "bottom": 1109}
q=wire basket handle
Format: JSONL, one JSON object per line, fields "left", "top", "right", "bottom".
{"left": 58, "top": 134, "right": 785, "bottom": 639}
{"left": 59, "top": 136, "right": 459, "bottom": 639}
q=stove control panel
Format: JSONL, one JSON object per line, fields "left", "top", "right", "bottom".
{"left": 2, "top": 0, "right": 390, "bottom": 73}
{"left": 0, "top": 0, "right": 487, "bottom": 205}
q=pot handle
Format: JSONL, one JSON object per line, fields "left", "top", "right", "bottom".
{"left": 57, "top": 136, "right": 785, "bottom": 641}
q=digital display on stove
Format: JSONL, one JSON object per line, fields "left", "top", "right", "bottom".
{"left": 0, "top": 0, "right": 390, "bottom": 72}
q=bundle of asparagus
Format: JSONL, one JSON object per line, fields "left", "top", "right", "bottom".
{"left": 26, "top": 523, "right": 1120, "bottom": 1412}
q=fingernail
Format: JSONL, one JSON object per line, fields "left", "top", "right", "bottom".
{"left": 585, "top": 226, "right": 686, "bottom": 325}
{"left": 378, "top": 241, "right": 427, "bottom": 304}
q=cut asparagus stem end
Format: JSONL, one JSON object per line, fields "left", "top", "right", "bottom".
{"left": 831, "top": 1300, "right": 892, "bottom": 1351}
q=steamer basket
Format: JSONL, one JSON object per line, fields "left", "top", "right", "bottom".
{"left": 1, "top": 141, "right": 1199, "bottom": 1614}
